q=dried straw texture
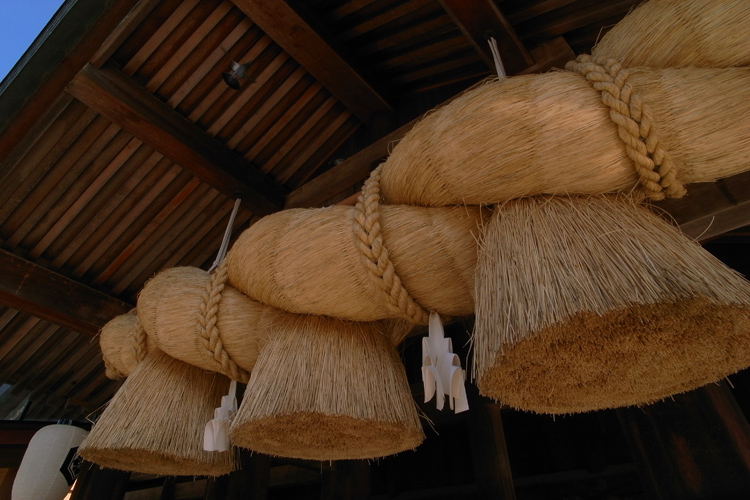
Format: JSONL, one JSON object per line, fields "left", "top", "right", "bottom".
{"left": 227, "top": 204, "right": 485, "bottom": 323}
{"left": 474, "top": 195, "right": 750, "bottom": 414}
{"left": 79, "top": 350, "right": 236, "bottom": 476}
{"left": 593, "top": 0, "right": 750, "bottom": 69}
{"left": 99, "top": 310, "right": 155, "bottom": 379}
{"left": 230, "top": 315, "right": 424, "bottom": 460}
{"left": 379, "top": 68, "right": 750, "bottom": 206}
{"left": 137, "top": 266, "right": 287, "bottom": 382}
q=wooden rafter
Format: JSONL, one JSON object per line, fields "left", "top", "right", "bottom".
{"left": 231, "top": 0, "right": 393, "bottom": 126}
{"left": 67, "top": 63, "right": 287, "bottom": 215}
{"left": 0, "top": 0, "right": 141, "bottom": 162}
{"left": 439, "top": 0, "right": 535, "bottom": 75}
{"left": 0, "top": 249, "right": 131, "bottom": 337}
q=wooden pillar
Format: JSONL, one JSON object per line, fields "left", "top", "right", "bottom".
{"left": 225, "top": 450, "right": 270, "bottom": 500}
{"left": 617, "top": 382, "right": 750, "bottom": 499}
{"left": 203, "top": 474, "right": 230, "bottom": 500}
{"left": 322, "top": 460, "right": 370, "bottom": 500}
{"left": 69, "top": 461, "right": 129, "bottom": 500}
{"left": 468, "top": 394, "right": 516, "bottom": 500}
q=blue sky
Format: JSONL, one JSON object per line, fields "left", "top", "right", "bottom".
{"left": 0, "top": 0, "right": 66, "bottom": 81}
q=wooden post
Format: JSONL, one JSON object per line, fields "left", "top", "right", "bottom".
{"left": 617, "top": 382, "right": 750, "bottom": 499}
{"left": 468, "top": 391, "right": 516, "bottom": 500}
{"left": 225, "top": 450, "right": 270, "bottom": 500}
{"left": 69, "top": 461, "right": 129, "bottom": 500}
{"left": 322, "top": 460, "right": 370, "bottom": 500}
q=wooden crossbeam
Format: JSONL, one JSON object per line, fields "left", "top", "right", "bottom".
{"left": 231, "top": 0, "right": 393, "bottom": 125}
{"left": 439, "top": 0, "right": 534, "bottom": 75}
{"left": 0, "top": 249, "right": 131, "bottom": 337}
{"left": 67, "top": 63, "right": 286, "bottom": 215}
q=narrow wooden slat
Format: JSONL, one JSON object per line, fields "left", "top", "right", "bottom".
{"left": 507, "top": 0, "right": 579, "bottom": 25}
{"left": 274, "top": 106, "right": 353, "bottom": 184}
{"left": 67, "top": 63, "right": 286, "bottom": 214}
{"left": 94, "top": 176, "right": 203, "bottom": 285}
{"left": 144, "top": 1, "right": 234, "bottom": 92}
{"left": 90, "top": 0, "right": 163, "bottom": 67}
{"left": 0, "top": 249, "right": 131, "bottom": 336}
{"left": 122, "top": 0, "right": 201, "bottom": 76}
{"left": 71, "top": 163, "right": 185, "bottom": 279}
{"left": 166, "top": 18, "right": 257, "bottom": 109}
{"left": 47, "top": 147, "right": 161, "bottom": 265}
{"left": 232, "top": 0, "right": 392, "bottom": 125}
{"left": 285, "top": 116, "right": 416, "bottom": 208}
{"left": 0, "top": 106, "right": 98, "bottom": 224}
{"left": 439, "top": 0, "right": 534, "bottom": 75}
{"left": 338, "top": 0, "right": 434, "bottom": 41}
{"left": 520, "top": 0, "right": 639, "bottom": 42}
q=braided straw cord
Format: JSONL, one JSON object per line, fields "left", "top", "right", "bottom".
{"left": 198, "top": 259, "right": 250, "bottom": 382}
{"left": 354, "top": 166, "right": 430, "bottom": 325}
{"left": 132, "top": 314, "right": 148, "bottom": 364}
{"left": 566, "top": 54, "right": 686, "bottom": 201}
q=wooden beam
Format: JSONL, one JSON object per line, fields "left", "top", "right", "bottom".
{"left": 231, "top": 0, "right": 393, "bottom": 125}
{"left": 656, "top": 171, "right": 750, "bottom": 241}
{"left": 67, "top": 63, "right": 286, "bottom": 215}
{"left": 439, "top": 0, "right": 534, "bottom": 75}
{"left": 0, "top": 0, "right": 141, "bottom": 162}
{"left": 468, "top": 397, "right": 517, "bottom": 500}
{"left": 617, "top": 382, "right": 750, "bottom": 499}
{"left": 70, "top": 462, "right": 130, "bottom": 500}
{"left": 0, "top": 249, "right": 131, "bottom": 336}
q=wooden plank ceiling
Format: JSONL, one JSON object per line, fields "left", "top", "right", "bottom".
{"left": 0, "top": 0, "right": 747, "bottom": 423}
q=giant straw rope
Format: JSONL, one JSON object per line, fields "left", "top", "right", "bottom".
{"left": 101, "top": 0, "right": 750, "bottom": 418}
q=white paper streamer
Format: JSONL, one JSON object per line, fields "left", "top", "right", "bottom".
{"left": 421, "top": 312, "right": 469, "bottom": 413}
{"left": 203, "top": 380, "right": 237, "bottom": 452}
{"left": 488, "top": 37, "right": 507, "bottom": 79}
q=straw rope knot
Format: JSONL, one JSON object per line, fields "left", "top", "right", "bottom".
{"left": 198, "top": 259, "right": 249, "bottom": 383}
{"left": 133, "top": 314, "right": 148, "bottom": 364}
{"left": 354, "top": 166, "right": 430, "bottom": 325}
{"left": 565, "top": 54, "right": 686, "bottom": 200}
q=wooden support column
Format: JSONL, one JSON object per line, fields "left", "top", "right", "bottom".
{"left": 226, "top": 450, "right": 271, "bottom": 500}
{"left": 617, "top": 382, "right": 750, "bottom": 499}
{"left": 468, "top": 392, "right": 516, "bottom": 500}
{"left": 322, "top": 460, "right": 371, "bottom": 500}
{"left": 70, "top": 461, "right": 130, "bottom": 500}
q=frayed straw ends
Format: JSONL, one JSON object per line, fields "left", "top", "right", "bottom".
{"left": 473, "top": 195, "right": 750, "bottom": 414}
{"left": 230, "top": 316, "right": 424, "bottom": 460}
{"left": 78, "top": 350, "right": 236, "bottom": 476}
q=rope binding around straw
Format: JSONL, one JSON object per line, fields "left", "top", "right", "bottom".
{"left": 197, "top": 198, "right": 250, "bottom": 383}
{"left": 354, "top": 165, "right": 430, "bottom": 325}
{"left": 566, "top": 54, "right": 687, "bottom": 201}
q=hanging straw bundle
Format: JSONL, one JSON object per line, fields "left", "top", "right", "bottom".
{"left": 592, "top": 0, "right": 750, "bottom": 69}
{"left": 378, "top": 66, "right": 750, "bottom": 206}
{"left": 136, "top": 265, "right": 288, "bottom": 382}
{"left": 227, "top": 189, "right": 486, "bottom": 324}
{"left": 230, "top": 315, "right": 423, "bottom": 460}
{"left": 473, "top": 195, "right": 750, "bottom": 414}
{"left": 99, "top": 310, "right": 155, "bottom": 379}
{"left": 79, "top": 350, "right": 236, "bottom": 476}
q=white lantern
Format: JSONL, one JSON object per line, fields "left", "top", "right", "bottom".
{"left": 12, "top": 422, "right": 89, "bottom": 500}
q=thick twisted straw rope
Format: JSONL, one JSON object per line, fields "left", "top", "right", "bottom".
{"left": 354, "top": 165, "right": 430, "bottom": 325}
{"left": 198, "top": 259, "right": 250, "bottom": 383}
{"left": 566, "top": 54, "right": 686, "bottom": 201}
